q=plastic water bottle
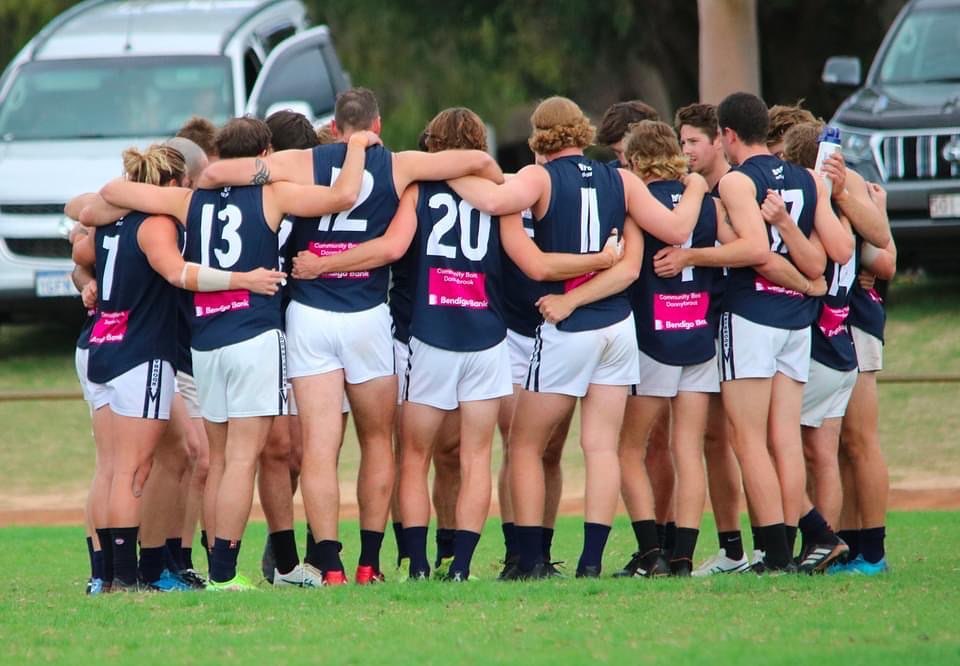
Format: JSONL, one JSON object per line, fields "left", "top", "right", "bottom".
{"left": 815, "top": 126, "right": 842, "bottom": 196}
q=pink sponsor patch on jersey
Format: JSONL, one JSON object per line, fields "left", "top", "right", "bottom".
{"left": 653, "top": 292, "right": 710, "bottom": 331}
{"left": 89, "top": 310, "right": 129, "bottom": 344}
{"left": 309, "top": 242, "right": 370, "bottom": 279}
{"left": 194, "top": 290, "right": 251, "bottom": 318}
{"left": 817, "top": 304, "right": 850, "bottom": 338}
{"left": 563, "top": 272, "right": 596, "bottom": 293}
{"left": 427, "top": 267, "right": 488, "bottom": 309}
{"left": 754, "top": 275, "right": 804, "bottom": 298}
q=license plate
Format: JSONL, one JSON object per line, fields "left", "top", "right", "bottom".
{"left": 35, "top": 270, "right": 78, "bottom": 297}
{"left": 930, "top": 193, "right": 960, "bottom": 219}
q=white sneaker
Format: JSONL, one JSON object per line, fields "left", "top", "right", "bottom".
{"left": 273, "top": 564, "right": 305, "bottom": 587}
{"left": 300, "top": 562, "right": 324, "bottom": 588}
{"left": 691, "top": 548, "right": 750, "bottom": 576}
{"left": 748, "top": 549, "right": 766, "bottom": 572}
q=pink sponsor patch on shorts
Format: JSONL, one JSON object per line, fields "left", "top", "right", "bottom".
{"left": 89, "top": 310, "right": 129, "bottom": 344}
{"left": 755, "top": 275, "right": 804, "bottom": 298}
{"left": 867, "top": 287, "right": 883, "bottom": 304}
{"left": 309, "top": 242, "right": 370, "bottom": 279}
{"left": 194, "top": 290, "right": 250, "bottom": 318}
{"left": 817, "top": 304, "right": 850, "bottom": 337}
{"left": 653, "top": 292, "right": 710, "bottom": 331}
{"left": 427, "top": 267, "right": 487, "bottom": 309}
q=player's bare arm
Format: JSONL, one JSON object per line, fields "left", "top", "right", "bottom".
{"left": 96, "top": 180, "right": 193, "bottom": 227}
{"left": 448, "top": 164, "right": 546, "bottom": 216}
{"left": 822, "top": 153, "right": 891, "bottom": 248}
{"left": 500, "top": 213, "right": 620, "bottom": 282}
{"left": 393, "top": 149, "right": 504, "bottom": 195}
{"left": 759, "top": 188, "right": 827, "bottom": 278}
{"left": 621, "top": 169, "right": 709, "bottom": 245}
{"left": 808, "top": 169, "right": 854, "bottom": 264}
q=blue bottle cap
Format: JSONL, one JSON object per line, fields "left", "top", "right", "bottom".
{"left": 818, "top": 126, "right": 841, "bottom": 144}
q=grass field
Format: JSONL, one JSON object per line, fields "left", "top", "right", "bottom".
{"left": 2, "top": 513, "right": 958, "bottom": 665}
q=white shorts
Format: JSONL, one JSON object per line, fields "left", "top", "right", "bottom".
{"left": 192, "top": 329, "right": 289, "bottom": 423}
{"left": 852, "top": 326, "right": 883, "bottom": 373}
{"left": 525, "top": 314, "right": 640, "bottom": 397}
{"left": 286, "top": 301, "right": 394, "bottom": 384}
{"left": 287, "top": 385, "right": 350, "bottom": 416}
{"left": 718, "top": 312, "right": 811, "bottom": 383}
{"left": 88, "top": 359, "right": 174, "bottom": 420}
{"left": 394, "top": 337, "right": 409, "bottom": 405}
{"left": 506, "top": 329, "right": 535, "bottom": 386}
{"left": 75, "top": 347, "right": 95, "bottom": 403}
{"left": 801, "top": 360, "right": 858, "bottom": 427}
{"left": 631, "top": 348, "right": 720, "bottom": 398}
{"left": 175, "top": 371, "right": 202, "bottom": 419}
{"left": 404, "top": 337, "right": 512, "bottom": 410}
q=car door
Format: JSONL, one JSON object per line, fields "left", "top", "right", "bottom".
{"left": 245, "top": 26, "right": 347, "bottom": 124}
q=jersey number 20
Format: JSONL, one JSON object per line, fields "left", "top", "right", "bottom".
{"left": 426, "top": 193, "right": 491, "bottom": 261}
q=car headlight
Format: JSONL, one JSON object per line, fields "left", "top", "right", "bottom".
{"left": 840, "top": 130, "right": 874, "bottom": 163}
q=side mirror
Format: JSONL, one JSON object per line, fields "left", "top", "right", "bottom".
{"left": 263, "top": 100, "right": 314, "bottom": 123}
{"left": 822, "top": 56, "right": 862, "bottom": 87}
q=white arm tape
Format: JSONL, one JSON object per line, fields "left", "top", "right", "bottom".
{"left": 186, "top": 262, "right": 233, "bottom": 291}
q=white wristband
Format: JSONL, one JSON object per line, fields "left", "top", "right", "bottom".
{"left": 186, "top": 262, "right": 233, "bottom": 291}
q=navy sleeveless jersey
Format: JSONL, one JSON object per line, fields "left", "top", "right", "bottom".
{"left": 631, "top": 181, "right": 719, "bottom": 365}
{"left": 389, "top": 243, "right": 416, "bottom": 344}
{"left": 849, "top": 281, "right": 886, "bottom": 342}
{"left": 87, "top": 212, "right": 178, "bottom": 384}
{"left": 721, "top": 155, "right": 819, "bottom": 329}
{"left": 500, "top": 210, "right": 546, "bottom": 338}
{"left": 76, "top": 309, "right": 96, "bottom": 350}
{"left": 536, "top": 156, "right": 631, "bottom": 332}
{"left": 289, "top": 143, "right": 399, "bottom": 312}
{"left": 409, "top": 182, "right": 505, "bottom": 351}
{"left": 812, "top": 239, "right": 859, "bottom": 371}
{"left": 172, "top": 223, "right": 193, "bottom": 375}
{"left": 184, "top": 186, "right": 281, "bottom": 351}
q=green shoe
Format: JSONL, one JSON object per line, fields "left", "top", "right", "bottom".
{"left": 206, "top": 574, "right": 256, "bottom": 591}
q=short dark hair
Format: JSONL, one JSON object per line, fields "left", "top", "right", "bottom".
{"left": 783, "top": 121, "right": 825, "bottom": 169}
{"left": 266, "top": 110, "right": 319, "bottom": 151}
{"left": 597, "top": 101, "right": 660, "bottom": 145}
{"left": 674, "top": 103, "right": 719, "bottom": 142}
{"left": 334, "top": 87, "right": 379, "bottom": 131}
{"left": 176, "top": 116, "right": 218, "bottom": 157}
{"left": 215, "top": 117, "right": 272, "bottom": 159}
{"left": 717, "top": 92, "right": 769, "bottom": 146}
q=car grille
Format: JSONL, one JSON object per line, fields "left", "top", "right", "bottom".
{"left": 879, "top": 132, "right": 960, "bottom": 181}
{"left": 0, "top": 203, "right": 65, "bottom": 215}
{"left": 5, "top": 238, "right": 72, "bottom": 259}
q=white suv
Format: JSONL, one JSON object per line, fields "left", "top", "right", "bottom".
{"left": 0, "top": 0, "right": 350, "bottom": 319}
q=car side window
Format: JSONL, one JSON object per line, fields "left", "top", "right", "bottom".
{"left": 254, "top": 44, "right": 335, "bottom": 119}
{"left": 262, "top": 24, "right": 297, "bottom": 54}
{"left": 243, "top": 48, "right": 262, "bottom": 100}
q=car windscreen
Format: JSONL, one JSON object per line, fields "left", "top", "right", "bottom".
{"left": 879, "top": 7, "right": 960, "bottom": 84}
{"left": 0, "top": 56, "right": 233, "bottom": 141}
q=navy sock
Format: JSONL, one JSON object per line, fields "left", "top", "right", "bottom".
{"left": 631, "top": 520, "right": 660, "bottom": 555}
{"left": 436, "top": 528, "right": 455, "bottom": 561}
{"left": 86, "top": 537, "right": 96, "bottom": 578}
{"left": 541, "top": 527, "right": 555, "bottom": 563}
{"left": 392, "top": 522, "right": 407, "bottom": 559}
{"left": 95, "top": 528, "right": 114, "bottom": 584}
{"left": 577, "top": 522, "right": 611, "bottom": 573}
{"left": 502, "top": 522, "right": 518, "bottom": 560}
{"left": 751, "top": 525, "right": 764, "bottom": 553}
{"left": 402, "top": 527, "right": 429, "bottom": 576}
{"left": 798, "top": 508, "right": 836, "bottom": 548}
{"left": 209, "top": 537, "right": 241, "bottom": 583}
{"left": 181, "top": 547, "right": 194, "bottom": 571}
{"left": 92, "top": 549, "right": 105, "bottom": 581}
{"left": 655, "top": 523, "right": 666, "bottom": 549}
{"left": 671, "top": 527, "right": 699, "bottom": 563}
{"left": 664, "top": 522, "right": 678, "bottom": 553}
{"left": 359, "top": 530, "right": 384, "bottom": 570}
{"left": 305, "top": 539, "right": 343, "bottom": 573}
{"left": 516, "top": 525, "right": 543, "bottom": 573}
{"left": 837, "top": 529, "right": 860, "bottom": 560}
{"left": 449, "top": 530, "right": 481, "bottom": 578}
{"left": 760, "top": 524, "right": 790, "bottom": 568}
{"left": 270, "top": 530, "right": 300, "bottom": 575}
{"left": 139, "top": 546, "right": 166, "bottom": 583}
{"left": 859, "top": 526, "right": 885, "bottom": 564}
{"left": 718, "top": 531, "right": 744, "bottom": 560}
{"left": 111, "top": 527, "right": 139, "bottom": 586}
{"left": 164, "top": 538, "right": 183, "bottom": 572}
{"left": 785, "top": 525, "right": 798, "bottom": 558}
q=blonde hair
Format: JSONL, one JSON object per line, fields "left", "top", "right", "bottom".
{"left": 783, "top": 121, "right": 826, "bottom": 170}
{"left": 122, "top": 144, "right": 186, "bottom": 185}
{"left": 528, "top": 96, "right": 596, "bottom": 155}
{"left": 624, "top": 120, "right": 688, "bottom": 181}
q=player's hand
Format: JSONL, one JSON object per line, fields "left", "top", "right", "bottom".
{"left": 865, "top": 181, "right": 888, "bottom": 210}
{"left": 858, "top": 268, "right": 877, "bottom": 291}
{"left": 600, "top": 229, "right": 623, "bottom": 267}
{"left": 536, "top": 293, "right": 575, "bottom": 324}
{"left": 652, "top": 246, "right": 689, "bottom": 278}
{"left": 682, "top": 171, "right": 708, "bottom": 193}
{"left": 243, "top": 268, "right": 286, "bottom": 295}
{"left": 350, "top": 130, "right": 382, "bottom": 148}
{"left": 806, "top": 275, "right": 828, "bottom": 297}
{"left": 81, "top": 280, "right": 98, "bottom": 310}
{"left": 292, "top": 250, "right": 327, "bottom": 279}
{"left": 823, "top": 153, "right": 847, "bottom": 199}
{"left": 760, "top": 189, "right": 791, "bottom": 227}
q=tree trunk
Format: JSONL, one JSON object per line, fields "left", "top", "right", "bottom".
{"left": 698, "top": 0, "right": 760, "bottom": 103}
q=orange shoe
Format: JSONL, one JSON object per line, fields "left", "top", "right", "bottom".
{"left": 354, "top": 565, "right": 386, "bottom": 585}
